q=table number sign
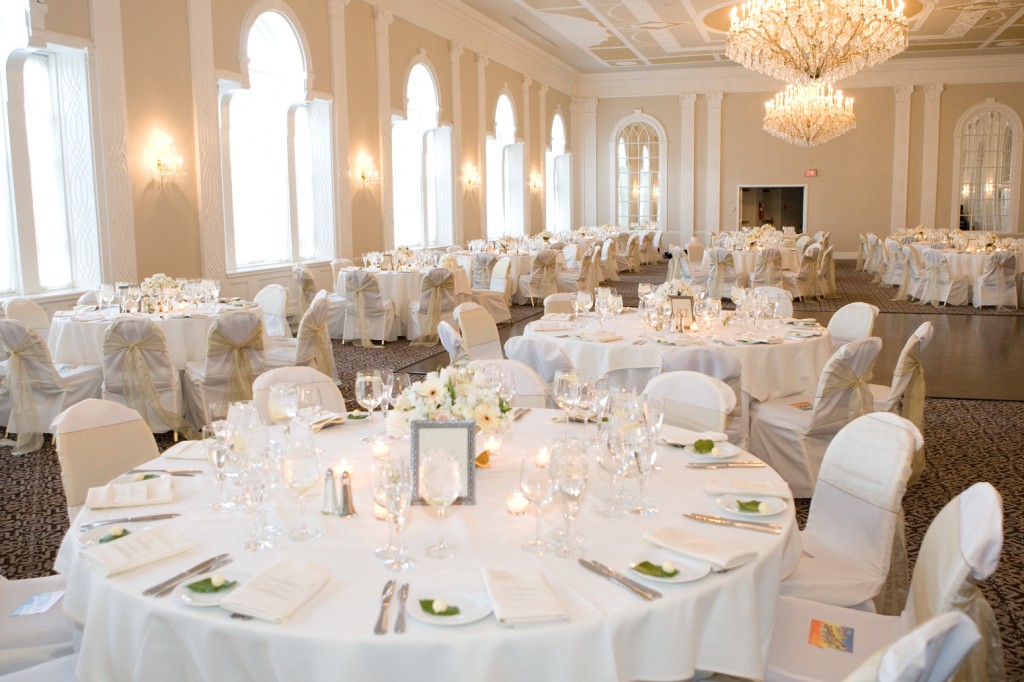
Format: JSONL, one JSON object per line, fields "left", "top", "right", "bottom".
{"left": 670, "top": 295, "right": 694, "bottom": 328}
{"left": 410, "top": 420, "right": 476, "bottom": 505}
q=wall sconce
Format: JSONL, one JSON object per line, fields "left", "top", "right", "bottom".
{"left": 356, "top": 153, "right": 380, "bottom": 187}
{"left": 155, "top": 136, "right": 184, "bottom": 183}
{"left": 652, "top": 184, "right": 660, "bottom": 201}
{"left": 528, "top": 171, "right": 544, "bottom": 193}
{"left": 463, "top": 163, "right": 481, "bottom": 190}
{"left": 984, "top": 182, "right": 994, "bottom": 196}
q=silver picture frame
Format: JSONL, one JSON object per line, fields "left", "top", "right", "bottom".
{"left": 409, "top": 419, "right": 477, "bottom": 505}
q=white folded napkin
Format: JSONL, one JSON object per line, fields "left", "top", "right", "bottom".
{"left": 580, "top": 330, "right": 623, "bottom": 343}
{"left": 80, "top": 526, "right": 194, "bottom": 577}
{"left": 704, "top": 477, "right": 791, "bottom": 499}
{"left": 481, "top": 568, "right": 569, "bottom": 627}
{"left": 659, "top": 424, "right": 728, "bottom": 447}
{"left": 310, "top": 412, "right": 346, "bottom": 433}
{"left": 643, "top": 527, "right": 757, "bottom": 572}
{"left": 220, "top": 558, "right": 331, "bottom": 623}
{"left": 85, "top": 477, "right": 174, "bottom": 510}
{"left": 735, "top": 336, "right": 783, "bottom": 345}
{"left": 542, "top": 313, "right": 573, "bottom": 321}
{"left": 530, "top": 321, "right": 574, "bottom": 332}
{"left": 162, "top": 440, "right": 208, "bottom": 461}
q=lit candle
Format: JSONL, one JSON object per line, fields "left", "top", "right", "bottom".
{"left": 334, "top": 459, "right": 354, "bottom": 476}
{"left": 535, "top": 447, "right": 550, "bottom": 467}
{"left": 482, "top": 433, "right": 503, "bottom": 455}
{"left": 506, "top": 491, "right": 529, "bottom": 515}
{"left": 690, "top": 322, "right": 699, "bottom": 332}
{"left": 371, "top": 439, "right": 390, "bottom": 459}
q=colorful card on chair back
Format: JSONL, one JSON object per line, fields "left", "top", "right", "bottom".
{"left": 807, "top": 619, "right": 854, "bottom": 653}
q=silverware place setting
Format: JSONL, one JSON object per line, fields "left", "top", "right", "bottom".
{"left": 684, "top": 513, "right": 782, "bottom": 535}
{"left": 374, "top": 579, "right": 396, "bottom": 635}
{"left": 578, "top": 558, "right": 661, "bottom": 600}
{"left": 143, "top": 553, "right": 233, "bottom": 597}
{"left": 394, "top": 583, "right": 409, "bottom": 634}
{"left": 79, "top": 513, "right": 181, "bottom": 532}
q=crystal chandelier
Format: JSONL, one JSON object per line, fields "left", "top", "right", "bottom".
{"left": 727, "top": 0, "right": 909, "bottom": 85}
{"left": 763, "top": 83, "right": 856, "bottom": 147}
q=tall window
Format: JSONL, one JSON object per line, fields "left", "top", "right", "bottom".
{"left": 545, "top": 113, "right": 571, "bottom": 231}
{"left": 1, "top": 0, "right": 100, "bottom": 296}
{"left": 486, "top": 94, "right": 524, "bottom": 238}
{"left": 221, "top": 11, "right": 334, "bottom": 270}
{"left": 391, "top": 63, "right": 452, "bottom": 248}
{"left": 614, "top": 118, "right": 662, "bottom": 227}
{"left": 954, "top": 103, "right": 1022, "bottom": 232}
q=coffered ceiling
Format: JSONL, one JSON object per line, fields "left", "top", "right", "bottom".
{"left": 458, "top": 0, "right": 1024, "bottom": 73}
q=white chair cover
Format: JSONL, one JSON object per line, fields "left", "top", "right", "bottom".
{"left": 686, "top": 238, "right": 704, "bottom": 270}
{"left": 882, "top": 239, "right": 904, "bottom": 288}
{"left": 252, "top": 366, "right": 346, "bottom": 424}
{"left": 0, "top": 573, "right": 74, "bottom": 676}
{"left": 705, "top": 248, "right": 738, "bottom": 299}
{"left": 489, "top": 257, "right": 513, "bottom": 308}
{"left": 473, "top": 252, "right": 499, "bottom": 289}
{"left": 601, "top": 239, "right": 620, "bottom": 282}
{"left": 666, "top": 245, "right": 682, "bottom": 282}
{"left": 555, "top": 247, "right": 593, "bottom": 295}
{"left": 0, "top": 319, "right": 102, "bottom": 454}
{"left": 754, "top": 286, "right": 794, "bottom": 318}
{"left": 504, "top": 335, "right": 574, "bottom": 384}
{"left": 892, "top": 246, "right": 915, "bottom": 301}
{"left": 76, "top": 291, "right": 99, "bottom": 307}
{"left": 456, "top": 303, "right": 503, "bottom": 360}
{"left": 856, "top": 234, "right": 868, "bottom": 271}
{"left": 750, "top": 248, "right": 784, "bottom": 288}
{"left": 517, "top": 250, "right": 559, "bottom": 305}
{"left": 294, "top": 290, "right": 336, "bottom": 379}
{"left": 639, "top": 231, "right": 657, "bottom": 264}
{"left": 972, "top": 252, "right": 1017, "bottom": 309}
{"left": 339, "top": 269, "right": 397, "bottom": 347}
{"left": 624, "top": 234, "right": 641, "bottom": 272}
{"left": 828, "top": 302, "right": 879, "bottom": 351}
{"left": 918, "top": 250, "right": 969, "bottom": 307}
{"left": 410, "top": 268, "right": 457, "bottom": 346}
{"left": 438, "top": 321, "right": 471, "bottom": 367}
{"left": 795, "top": 234, "right": 811, "bottom": 258}
{"left": 254, "top": 284, "right": 291, "bottom": 338}
{"left": 101, "top": 316, "right": 190, "bottom": 436}
{"left": 543, "top": 293, "right": 574, "bottom": 315}
{"left": 820, "top": 245, "right": 838, "bottom": 298}
{"left": 330, "top": 258, "right": 355, "bottom": 285}
{"left": 561, "top": 243, "right": 578, "bottom": 270}
{"left": 3, "top": 298, "right": 49, "bottom": 339}
{"left": 782, "top": 242, "right": 823, "bottom": 301}
{"left": 660, "top": 346, "right": 745, "bottom": 447}
{"left": 749, "top": 337, "right": 883, "bottom": 497}
{"left": 467, "top": 359, "right": 546, "bottom": 408}
{"left": 291, "top": 264, "right": 317, "bottom": 318}
{"left": 844, "top": 612, "right": 980, "bottom": 682}
{"left": 642, "top": 371, "right": 737, "bottom": 435}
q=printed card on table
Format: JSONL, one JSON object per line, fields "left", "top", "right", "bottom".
{"left": 807, "top": 619, "right": 854, "bottom": 653}
{"left": 789, "top": 401, "right": 814, "bottom": 411}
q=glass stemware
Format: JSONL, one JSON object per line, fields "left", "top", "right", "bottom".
{"left": 552, "top": 438, "right": 588, "bottom": 558}
{"left": 355, "top": 370, "right": 384, "bottom": 423}
{"left": 552, "top": 370, "right": 580, "bottom": 438}
{"left": 420, "top": 449, "right": 462, "bottom": 559}
{"left": 378, "top": 369, "right": 394, "bottom": 424}
{"left": 629, "top": 427, "right": 658, "bottom": 516}
{"left": 203, "top": 423, "right": 233, "bottom": 512}
{"left": 594, "top": 427, "right": 628, "bottom": 517}
{"left": 373, "top": 454, "right": 416, "bottom": 570}
{"left": 295, "top": 385, "right": 322, "bottom": 422}
{"left": 279, "top": 439, "right": 322, "bottom": 542}
{"left": 520, "top": 451, "right": 556, "bottom": 554}
{"left": 267, "top": 384, "right": 298, "bottom": 426}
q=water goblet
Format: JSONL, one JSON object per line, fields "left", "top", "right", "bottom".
{"left": 630, "top": 428, "right": 659, "bottom": 516}
{"left": 552, "top": 370, "right": 580, "bottom": 438}
{"left": 520, "top": 451, "right": 556, "bottom": 554}
{"left": 267, "top": 384, "right": 298, "bottom": 426}
{"left": 355, "top": 370, "right": 384, "bottom": 423}
{"left": 203, "top": 423, "right": 233, "bottom": 512}
{"left": 576, "top": 290, "right": 593, "bottom": 322}
{"left": 552, "top": 438, "right": 589, "bottom": 558}
{"left": 295, "top": 385, "right": 323, "bottom": 422}
{"left": 594, "top": 428, "right": 628, "bottom": 517}
{"left": 421, "top": 449, "right": 462, "bottom": 558}
{"left": 279, "top": 439, "right": 322, "bottom": 541}
{"left": 374, "top": 455, "right": 416, "bottom": 570}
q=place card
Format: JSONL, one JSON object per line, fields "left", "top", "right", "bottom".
{"left": 80, "top": 526, "right": 194, "bottom": 577}
{"left": 85, "top": 477, "right": 174, "bottom": 509}
{"left": 481, "top": 568, "right": 568, "bottom": 627}
{"left": 220, "top": 558, "right": 331, "bottom": 623}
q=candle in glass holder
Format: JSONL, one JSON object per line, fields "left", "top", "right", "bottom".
{"left": 506, "top": 491, "right": 529, "bottom": 515}
{"left": 535, "top": 446, "right": 550, "bottom": 467}
{"left": 371, "top": 439, "right": 390, "bottom": 459}
{"left": 690, "top": 322, "right": 699, "bottom": 332}
{"left": 334, "top": 459, "right": 354, "bottom": 477}
{"left": 482, "top": 432, "right": 503, "bottom": 455}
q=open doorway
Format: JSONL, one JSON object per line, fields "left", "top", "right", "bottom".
{"left": 737, "top": 186, "right": 806, "bottom": 233}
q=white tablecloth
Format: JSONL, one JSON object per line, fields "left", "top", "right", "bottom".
{"left": 56, "top": 409, "right": 797, "bottom": 682}
{"left": 525, "top": 313, "right": 832, "bottom": 403}
{"left": 336, "top": 268, "right": 470, "bottom": 337}
{"left": 909, "top": 247, "right": 1024, "bottom": 282}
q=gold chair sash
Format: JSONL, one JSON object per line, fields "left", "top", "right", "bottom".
{"left": 870, "top": 241, "right": 887, "bottom": 284}
{"left": 708, "top": 251, "right": 734, "bottom": 298}
{"left": 893, "top": 249, "right": 913, "bottom": 301}
{"left": 103, "top": 325, "right": 197, "bottom": 438}
{"left": 919, "top": 257, "right": 951, "bottom": 307}
{"left": 412, "top": 271, "right": 455, "bottom": 346}
{"left": 298, "top": 305, "right": 336, "bottom": 378}
{"left": 206, "top": 321, "right": 264, "bottom": 403}
{"left": 818, "top": 355, "right": 873, "bottom": 423}
{"left": 952, "top": 579, "right": 1007, "bottom": 682}
{"left": 821, "top": 251, "right": 837, "bottom": 298}
{"left": 856, "top": 236, "right": 867, "bottom": 270}
{"left": 2, "top": 331, "right": 47, "bottom": 454}
{"left": 294, "top": 266, "right": 316, "bottom": 316}
{"left": 800, "top": 250, "right": 822, "bottom": 300}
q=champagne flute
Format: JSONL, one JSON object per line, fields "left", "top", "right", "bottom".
{"left": 553, "top": 370, "right": 580, "bottom": 438}
{"left": 355, "top": 370, "right": 383, "bottom": 423}
{"left": 267, "top": 384, "right": 298, "bottom": 426}
{"left": 203, "top": 423, "right": 233, "bottom": 512}
{"left": 552, "top": 438, "right": 588, "bottom": 558}
{"left": 382, "top": 457, "right": 416, "bottom": 571}
{"left": 520, "top": 451, "right": 556, "bottom": 554}
{"left": 575, "top": 378, "right": 600, "bottom": 440}
{"left": 628, "top": 426, "right": 658, "bottom": 516}
{"left": 280, "top": 439, "right": 321, "bottom": 541}
{"left": 420, "top": 449, "right": 462, "bottom": 558}
{"left": 378, "top": 369, "right": 394, "bottom": 424}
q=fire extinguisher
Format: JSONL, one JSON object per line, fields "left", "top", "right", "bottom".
{"left": 758, "top": 202, "right": 764, "bottom": 221}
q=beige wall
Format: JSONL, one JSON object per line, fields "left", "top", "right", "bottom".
{"left": 346, "top": 0, "right": 382, "bottom": 257}
{"left": 44, "top": 0, "right": 91, "bottom": 39}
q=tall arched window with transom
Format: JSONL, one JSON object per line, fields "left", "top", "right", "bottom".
{"left": 613, "top": 115, "right": 664, "bottom": 228}
{"left": 486, "top": 94, "right": 524, "bottom": 239}
{"left": 952, "top": 100, "right": 1022, "bottom": 233}
{"left": 546, "top": 113, "right": 571, "bottom": 232}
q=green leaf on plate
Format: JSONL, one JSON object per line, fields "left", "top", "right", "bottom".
{"left": 98, "top": 530, "right": 131, "bottom": 544}
{"left": 633, "top": 561, "right": 679, "bottom": 578}
{"left": 693, "top": 439, "right": 715, "bottom": 454}
{"left": 419, "top": 599, "right": 460, "bottom": 616}
{"left": 346, "top": 412, "right": 368, "bottom": 420}
{"left": 736, "top": 499, "right": 763, "bottom": 513}
{"left": 186, "top": 577, "right": 238, "bottom": 593}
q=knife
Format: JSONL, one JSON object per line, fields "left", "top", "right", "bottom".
{"left": 153, "top": 556, "right": 233, "bottom": 598}
{"left": 394, "top": 583, "right": 409, "bottom": 634}
{"left": 590, "top": 560, "right": 663, "bottom": 600}
{"left": 143, "top": 553, "right": 231, "bottom": 596}
{"left": 514, "top": 408, "right": 532, "bottom": 421}
{"left": 684, "top": 513, "right": 782, "bottom": 535}
{"left": 374, "top": 579, "right": 396, "bottom": 635}
{"left": 688, "top": 512, "right": 781, "bottom": 529}
{"left": 79, "top": 513, "right": 181, "bottom": 532}
{"left": 685, "top": 462, "right": 766, "bottom": 469}
{"left": 578, "top": 559, "right": 660, "bottom": 600}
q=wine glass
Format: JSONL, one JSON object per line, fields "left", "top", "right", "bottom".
{"left": 630, "top": 428, "right": 658, "bottom": 516}
{"left": 355, "top": 370, "right": 383, "bottom": 423}
{"left": 420, "top": 449, "right": 462, "bottom": 558}
{"left": 295, "top": 386, "right": 322, "bottom": 421}
{"left": 552, "top": 370, "right": 580, "bottom": 437}
{"left": 378, "top": 369, "right": 394, "bottom": 423}
{"left": 575, "top": 378, "right": 601, "bottom": 440}
{"left": 203, "top": 423, "right": 233, "bottom": 512}
{"left": 373, "top": 455, "right": 416, "bottom": 570}
{"left": 575, "top": 290, "right": 593, "bottom": 322}
{"left": 520, "top": 451, "right": 556, "bottom": 554}
{"left": 98, "top": 283, "right": 115, "bottom": 318}
{"left": 642, "top": 395, "right": 665, "bottom": 440}
{"left": 552, "top": 438, "right": 589, "bottom": 558}
{"left": 279, "top": 439, "right": 321, "bottom": 541}
{"left": 267, "top": 384, "right": 298, "bottom": 425}
{"left": 596, "top": 424, "right": 630, "bottom": 517}
{"left": 637, "top": 282, "right": 653, "bottom": 303}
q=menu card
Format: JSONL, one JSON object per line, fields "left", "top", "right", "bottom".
{"left": 643, "top": 527, "right": 757, "bottom": 572}
{"left": 481, "top": 568, "right": 568, "bottom": 627}
{"left": 80, "top": 526, "right": 194, "bottom": 577}
{"left": 220, "top": 558, "right": 330, "bottom": 623}
{"left": 85, "top": 477, "right": 173, "bottom": 509}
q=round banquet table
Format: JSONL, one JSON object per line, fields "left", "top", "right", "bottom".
{"left": 909, "top": 246, "right": 1024, "bottom": 282}
{"left": 701, "top": 249, "right": 799, "bottom": 284}
{"left": 335, "top": 268, "right": 471, "bottom": 338}
{"left": 55, "top": 409, "right": 798, "bottom": 682}
{"left": 525, "top": 312, "right": 833, "bottom": 404}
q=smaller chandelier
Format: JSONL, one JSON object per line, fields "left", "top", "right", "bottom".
{"left": 763, "top": 83, "right": 856, "bottom": 147}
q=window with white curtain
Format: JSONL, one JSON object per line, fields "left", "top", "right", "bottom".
{"left": 391, "top": 63, "right": 453, "bottom": 248}
{"left": 0, "top": 0, "right": 101, "bottom": 296}
{"left": 545, "top": 113, "right": 571, "bottom": 231}
{"left": 615, "top": 120, "right": 661, "bottom": 227}
{"left": 221, "top": 10, "right": 334, "bottom": 270}
{"left": 954, "top": 105, "right": 1022, "bottom": 232}
{"left": 486, "top": 94, "right": 523, "bottom": 238}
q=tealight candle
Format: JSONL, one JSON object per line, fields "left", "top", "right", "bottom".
{"left": 506, "top": 492, "right": 529, "bottom": 515}
{"left": 535, "top": 447, "right": 550, "bottom": 467}
{"left": 334, "top": 459, "right": 354, "bottom": 476}
{"left": 482, "top": 433, "right": 503, "bottom": 455}
{"left": 371, "top": 439, "right": 390, "bottom": 459}
{"left": 690, "top": 322, "right": 699, "bottom": 332}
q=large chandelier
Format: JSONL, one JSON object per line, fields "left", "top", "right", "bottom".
{"left": 727, "top": 0, "right": 909, "bottom": 85}
{"left": 763, "top": 83, "right": 856, "bottom": 147}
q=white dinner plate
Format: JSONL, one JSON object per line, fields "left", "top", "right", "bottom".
{"left": 629, "top": 550, "right": 711, "bottom": 584}
{"left": 682, "top": 442, "right": 740, "bottom": 460}
{"left": 78, "top": 523, "right": 146, "bottom": 547}
{"left": 716, "top": 494, "right": 788, "bottom": 517}
{"left": 173, "top": 571, "right": 248, "bottom": 607}
{"left": 110, "top": 472, "right": 169, "bottom": 486}
{"left": 786, "top": 330, "right": 822, "bottom": 339}
{"left": 407, "top": 588, "right": 492, "bottom": 626}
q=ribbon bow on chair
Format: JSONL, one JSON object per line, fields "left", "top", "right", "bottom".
{"left": 293, "top": 265, "right": 316, "bottom": 317}
{"left": 412, "top": 269, "right": 455, "bottom": 346}
{"left": 892, "top": 248, "right": 913, "bottom": 302}
{"left": 296, "top": 297, "right": 337, "bottom": 378}
{"left": 918, "top": 252, "right": 949, "bottom": 307}
{"left": 206, "top": 321, "right": 264, "bottom": 404}
{"left": 2, "top": 331, "right": 48, "bottom": 454}
{"left": 818, "top": 355, "right": 873, "bottom": 423}
{"left": 346, "top": 271, "right": 379, "bottom": 349}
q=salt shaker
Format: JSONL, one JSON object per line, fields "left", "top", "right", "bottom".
{"left": 337, "top": 470, "right": 357, "bottom": 517}
{"left": 321, "top": 469, "right": 338, "bottom": 515}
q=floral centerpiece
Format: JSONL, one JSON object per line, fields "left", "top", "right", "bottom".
{"left": 385, "top": 366, "right": 512, "bottom": 437}
{"left": 650, "top": 278, "right": 695, "bottom": 309}
{"left": 391, "top": 246, "right": 415, "bottom": 266}
{"left": 140, "top": 273, "right": 178, "bottom": 296}
{"left": 439, "top": 253, "right": 460, "bottom": 270}
{"left": 537, "top": 230, "right": 553, "bottom": 241}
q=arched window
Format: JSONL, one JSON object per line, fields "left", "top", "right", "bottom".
{"left": 391, "top": 62, "right": 453, "bottom": 248}
{"left": 952, "top": 100, "right": 1022, "bottom": 232}
{"left": 486, "top": 93, "right": 524, "bottom": 238}
{"left": 221, "top": 10, "right": 334, "bottom": 270}
{"left": 545, "top": 113, "right": 571, "bottom": 231}
{"left": 612, "top": 114, "right": 664, "bottom": 228}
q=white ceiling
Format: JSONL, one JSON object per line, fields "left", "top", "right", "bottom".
{"left": 458, "top": 0, "right": 1024, "bottom": 74}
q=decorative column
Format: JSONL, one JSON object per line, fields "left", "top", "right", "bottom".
{"left": 679, "top": 93, "right": 697, "bottom": 243}
{"left": 704, "top": 92, "right": 723, "bottom": 240}
{"left": 328, "top": 0, "right": 353, "bottom": 258}
{"left": 920, "top": 84, "right": 944, "bottom": 229}
{"left": 890, "top": 85, "right": 914, "bottom": 234}
{"left": 572, "top": 96, "right": 598, "bottom": 226}
{"left": 449, "top": 41, "right": 464, "bottom": 244}
{"left": 476, "top": 54, "right": 488, "bottom": 236}
{"left": 521, "top": 76, "right": 532, "bottom": 234}
{"left": 537, "top": 82, "right": 548, "bottom": 232}
{"left": 374, "top": 7, "right": 394, "bottom": 250}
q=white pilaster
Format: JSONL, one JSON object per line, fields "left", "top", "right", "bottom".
{"left": 449, "top": 41, "right": 464, "bottom": 245}
{"left": 374, "top": 7, "right": 394, "bottom": 250}
{"left": 573, "top": 96, "right": 598, "bottom": 226}
{"left": 476, "top": 54, "right": 488, "bottom": 236}
{"left": 678, "top": 93, "right": 696, "bottom": 244}
{"left": 920, "top": 84, "right": 944, "bottom": 229}
{"left": 521, "top": 76, "right": 532, "bottom": 233}
{"left": 890, "top": 85, "right": 914, "bottom": 233}
{"left": 704, "top": 92, "right": 723, "bottom": 240}
{"left": 328, "top": 0, "right": 353, "bottom": 258}
{"left": 537, "top": 82, "right": 548, "bottom": 232}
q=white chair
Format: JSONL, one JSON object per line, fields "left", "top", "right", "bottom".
{"left": 472, "top": 252, "right": 500, "bottom": 290}
{"left": 704, "top": 248, "right": 739, "bottom": 299}
{"left": 795, "top": 234, "right": 812, "bottom": 258}
{"left": 749, "top": 337, "right": 883, "bottom": 497}
{"left": 517, "top": 250, "right": 560, "bottom": 305}
{"left": 0, "top": 574, "right": 74, "bottom": 676}
{"left": 455, "top": 303, "right": 503, "bottom": 361}
{"left": 101, "top": 316, "right": 186, "bottom": 435}
{"left": 750, "top": 248, "right": 784, "bottom": 289}
{"left": 438, "top": 320, "right": 470, "bottom": 366}
{"left": 780, "top": 413, "right": 917, "bottom": 611}
{"left": 686, "top": 237, "right": 705, "bottom": 273}
{"left": 881, "top": 239, "right": 904, "bottom": 288}
{"left": 487, "top": 257, "right": 513, "bottom": 309}
{"left": 642, "top": 371, "right": 737, "bottom": 434}
{"left": 330, "top": 258, "right": 355, "bottom": 286}
{"left": 841, "top": 612, "right": 979, "bottom": 682}
{"left": 0, "top": 319, "right": 102, "bottom": 455}
{"left": 891, "top": 245, "right": 916, "bottom": 302}
{"left": 2, "top": 298, "right": 49, "bottom": 341}
{"left": 253, "top": 284, "right": 291, "bottom": 338}
{"left": 468, "top": 268, "right": 512, "bottom": 326}
{"left": 972, "top": 251, "right": 1017, "bottom": 309}
{"left": 265, "top": 290, "right": 338, "bottom": 382}
{"left": 561, "top": 243, "right": 578, "bottom": 270}
{"left": 52, "top": 399, "right": 159, "bottom": 521}
{"left": 600, "top": 239, "right": 620, "bottom": 282}
{"left": 765, "top": 482, "right": 1004, "bottom": 682}
{"left": 754, "top": 286, "right": 794, "bottom": 318}
{"left": 639, "top": 231, "right": 657, "bottom": 265}
{"left": 252, "top": 366, "right": 346, "bottom": 424}
{"left": 856, "top": 234, "right": 868, "bottom": 271}
{"left": 616, "top": 234, "right": 641, "bottom": 273}
{"left": 336, "top": 269, "right": 397, "bottom": 346}
{"left": 291, "top": 264, "right": 317, "bottom": 319}
{"left": 76, "top": 291, "right": 99, "bottom": 307}
{"left": 665, "top": 245, "right": 685, "bottom": 282}
{"left": 555, "top": 247, "right": 597, "bottom": 296}
{"left": 182, "top": 308, "right": 266, "bottom": 427}
{"left": 409, "top": 268, "right": 457, "bottom": 345}
{"left": 819, "top": 245, "right": 838, "bottom": 298}
{"left": 917, "top": 250, "right": 969, "bottom": 307}
{"left": 467, "top": 358, "right": 546, "bottom": 408}
{"left": 661, "top": 346, "right": 745, "bottom": 447}
{"left": 504, "top": 335, "right": 574, "bottom": 384}
{"left": 782, "top": 242, "right": 823, "bottom": 301}
{"left": 828, "top": 302, "right": 879, "bottom": 352}
{"left": 543, "top": 293, "right": 575, "bottom": 315}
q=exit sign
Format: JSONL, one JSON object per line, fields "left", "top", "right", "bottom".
{"left": 804, "top": 169, "right": 818, "bottom": 177}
